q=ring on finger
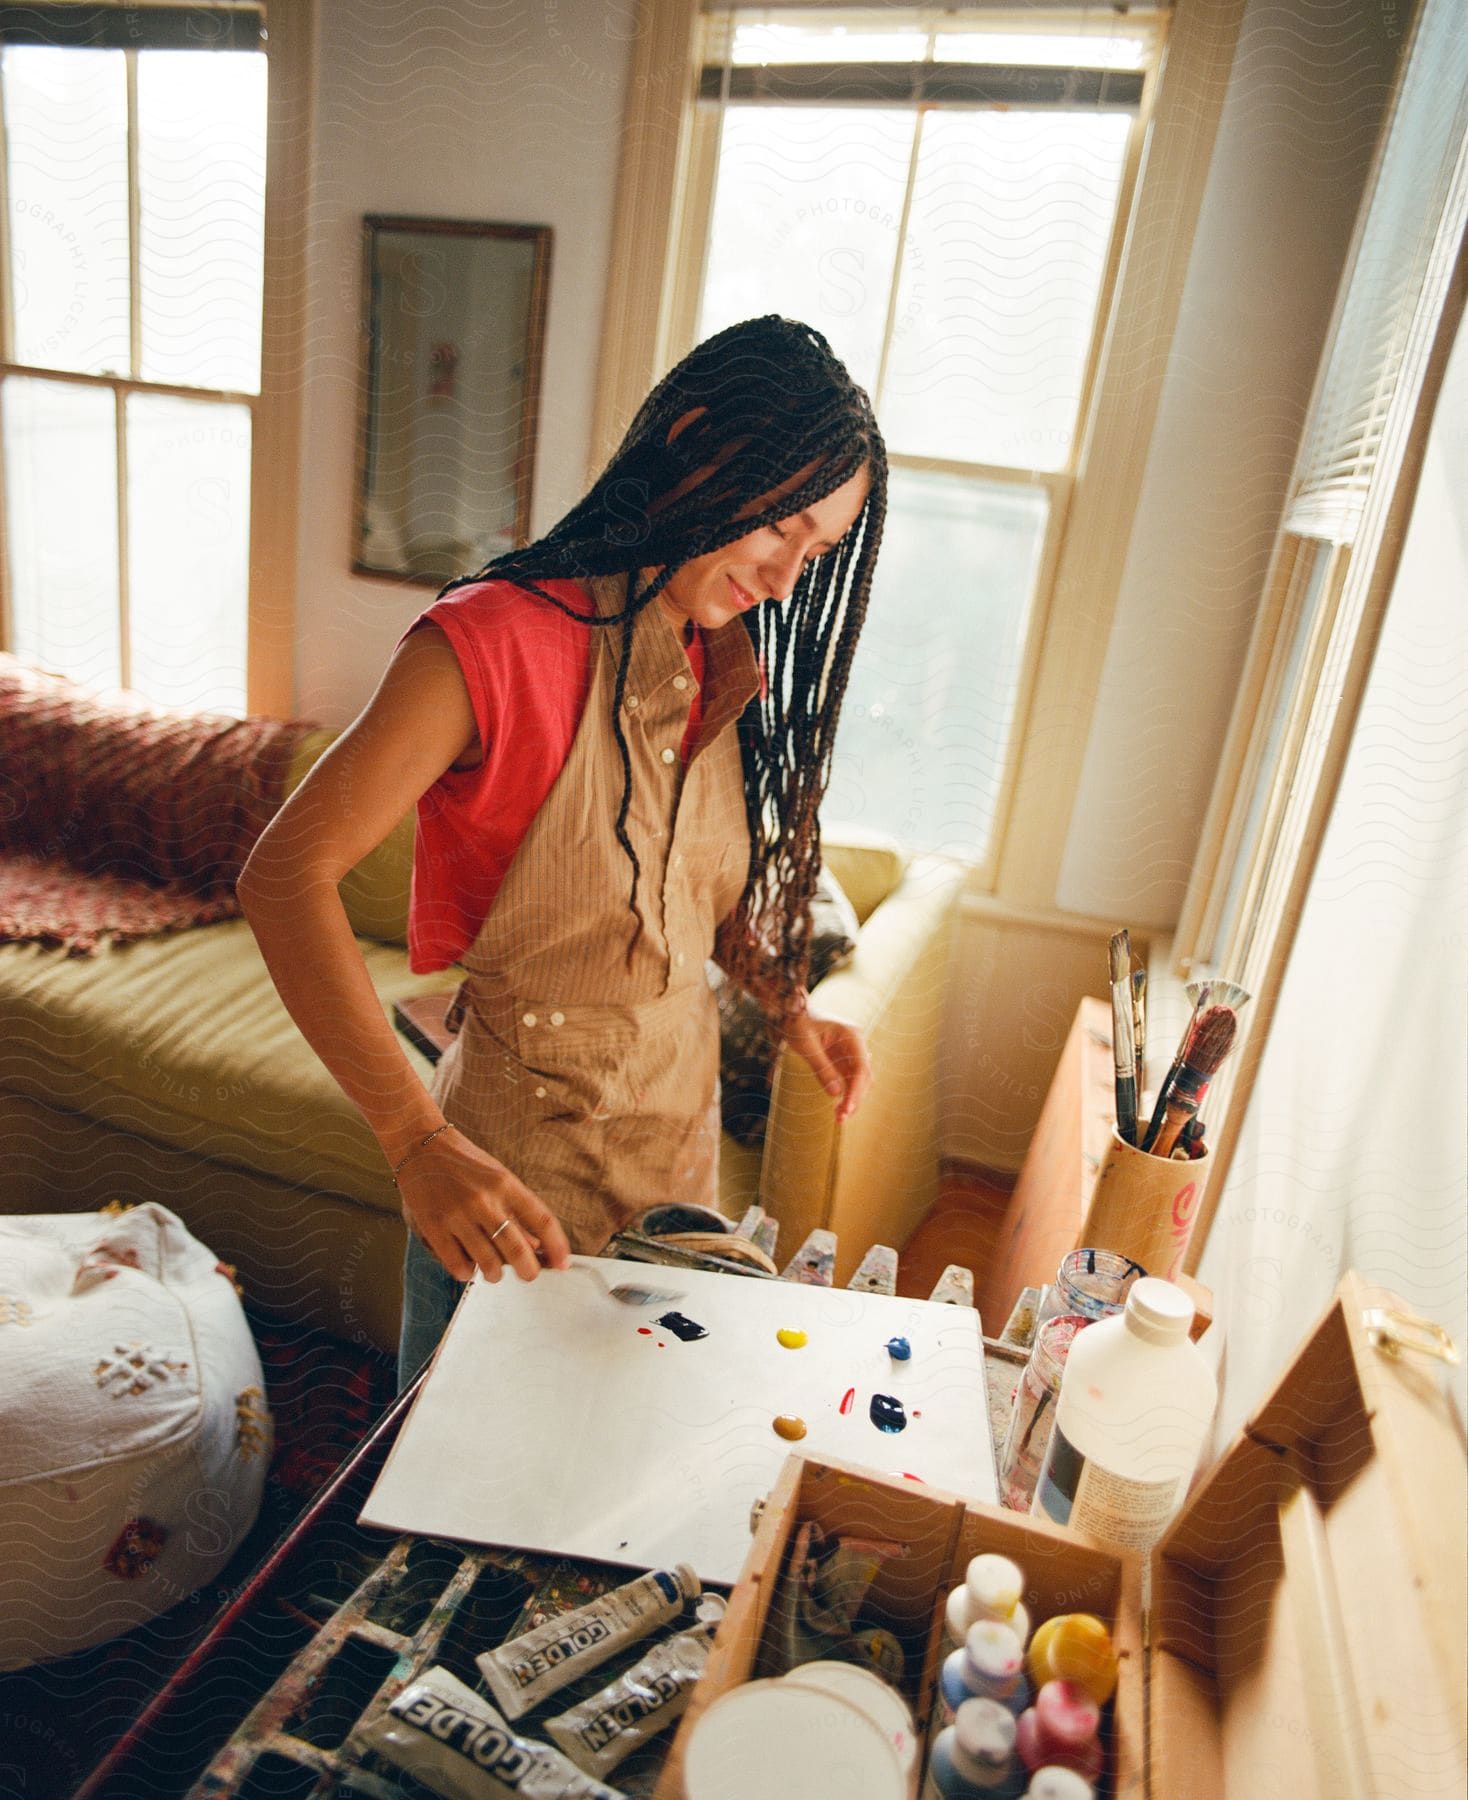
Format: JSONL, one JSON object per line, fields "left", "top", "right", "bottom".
{"left": 489, "top": 1218, "right": 513, "bottom": 1244}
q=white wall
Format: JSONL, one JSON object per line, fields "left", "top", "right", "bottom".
{"left": 1057, "top": 0, "right": 1403, "bottom": 926}
{"left": 1200, "top": 305, "right": 1468, "bottom": 1441}
{"left": 292, "top": 0, "right": 637, "bottom": 725}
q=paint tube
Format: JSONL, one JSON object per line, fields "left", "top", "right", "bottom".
{"left": 355, "top": 1664, "right": 626, "bottom": 1800}
{"left": 544, "top": 1605, "right": 724, "bottom": 1779}
{"left": 477, "top": 1564, "right": 700, "bottom": 1721}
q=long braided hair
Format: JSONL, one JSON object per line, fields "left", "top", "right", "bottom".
{"left": 435, "top": 314, "right": 887, "bottom": 1027}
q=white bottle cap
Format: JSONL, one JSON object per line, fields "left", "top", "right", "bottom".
{"left": 964, "top": 1618, "right": 1023, "bottom": 1689}
{"left": 1026, "top": 1767, "right": 1095, "bottom": 1799}
{"left": 965, "top": 1552, "right": 1024, "bottom": 1621}
{"left": 954, "top": 1695, "right": 1017, "bottom": 1768}
{"left": 1123, "top": 1276, "right": 1194, "bottom": 1346}
{"left": 945, "top": 1582, "right": 974, "bottom": 1647}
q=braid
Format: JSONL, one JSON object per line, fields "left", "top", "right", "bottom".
{"left": 434, "top": 314, "right": 887, "bottom": 1021}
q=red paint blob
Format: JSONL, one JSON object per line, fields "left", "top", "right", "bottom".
{"left": 839, "top": 1387, "right": 856, "bottom": 1415}
{"left": 637, "top": 1328, "right": 652, "bottom": 1336}
{"left": 913, "top": 1410, "right": 922, "bottom": 1418}
{"left": 902, "top": 1473, "right": 923, "bottom": 1482}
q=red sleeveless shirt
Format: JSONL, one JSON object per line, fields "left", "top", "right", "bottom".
{"left": 399, "top": 577, "right": 706, "bottom": 973}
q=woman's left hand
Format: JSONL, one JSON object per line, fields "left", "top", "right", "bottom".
{"left": 782, "top": 1007, "right": 873, "bottom": 1124}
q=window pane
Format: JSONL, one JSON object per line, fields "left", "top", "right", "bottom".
{"left": 825, "top": 465, "right": 1048, "bottom": 857}
{"left": 697, "top": 107, "right": 916, "bottom": 395}
{"left": 730, "top": 20, "right": 928, "bottom": 64}
{"left": 726, "top": 14, "right": 1149, "bottom": 69}
{"left": 3, "top": 47, "right": 131, "bottom": 376}
{"left": 3, "top": 376, "right": 122, "bottom": 686}
{"left": 137, "top": 50, "right": 267, "bottom": 393}
{"left": 126, "top": 393, "right": 251, "bottom": 713}
{"left": 882, "top": 110, "right": 1131, "bottom": 470}
{"left": 931, "top": 30, "right": 1149, "bottom": 69}
{"left": 1213, "top": 544, "right": 1336, "bottom": 966}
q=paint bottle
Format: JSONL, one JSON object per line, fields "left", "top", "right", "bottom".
{"left": 1025, "top": 1613, "right": 1117, "bottom": 1705}
{"left": 1015, "top": 1680, "right": 1103, "bottom": 1784}
{"left": 1032, "top": 1277, "right": 1216, "bottom": 1552}
{"left": 923, "top": 1696, "right": 1022, "bottom": 1798}
{"left": 945, "top": 1554, "right": 1031, "bottom": 1650}
{"left": 938, "top": 1619, "right": 1029, "bottom": 1721}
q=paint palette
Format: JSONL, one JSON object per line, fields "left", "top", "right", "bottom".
{"left": 360, "top": 1256, "right": 996, "bottom": 1584}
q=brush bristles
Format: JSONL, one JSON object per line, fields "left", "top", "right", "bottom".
{"left": 1109, "top": 929, "right": 1131, "bottom": 986}
{"left": 1183, "top": 1005, "right": 1237, "bottom": 1077}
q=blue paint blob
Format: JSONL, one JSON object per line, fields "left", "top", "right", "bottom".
{"left": 656, "top": 1311, "right": 708, "bottom": 1342}
{"left": 870, "top": 1393, "right": 908, "bottom": 1434}
{"left": 886, "top": 1335, "right": 911, "bottom": 1361}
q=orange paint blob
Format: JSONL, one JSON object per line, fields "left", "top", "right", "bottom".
{"left": 772, "top": 1414, "right": 808, "bottom": 1441}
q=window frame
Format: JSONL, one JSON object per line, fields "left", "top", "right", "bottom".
{"left": 0, "top": 0, "right": 312, "bottom": 717}
{"left": 669, "top": 8, "right": 1159, "bottom": 878}
{"left": 592, "top": 0, "right": 1250, "bottom": 898}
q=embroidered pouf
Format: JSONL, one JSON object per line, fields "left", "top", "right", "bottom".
{"left": 0, "top": 1203, "right": 272, "bottom": 1669}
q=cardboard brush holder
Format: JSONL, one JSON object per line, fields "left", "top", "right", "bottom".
{"left": 1080, "top": 1124, "right": 1212, "bottom": 1283}
{"left": 656, "top": 1270, "right": 1465, "bottom": 1799}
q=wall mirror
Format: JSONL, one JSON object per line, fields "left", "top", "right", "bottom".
{"left": 354, "top": 216, "right": 552, "bottom": 585}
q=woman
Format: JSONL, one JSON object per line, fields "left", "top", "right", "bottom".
{"left": 239, "top": 315, "right": 888, "bottom": 1390}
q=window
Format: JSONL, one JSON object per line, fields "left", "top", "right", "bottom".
{"left": 1177, "top": 0, "right": 1468, "bottom": 995}
{"left": 1171, "top": 0, "right": 1467, "bottom": 1212}
{"left": 672, "top": 5, "right": 1163, "bottom": 863}
{"left": 0, "top": 3, "right": 268, "bottom": 713}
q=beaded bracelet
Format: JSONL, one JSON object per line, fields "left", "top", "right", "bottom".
{"left": 389, "top": 1122, "right": 456, "bottom": 1186}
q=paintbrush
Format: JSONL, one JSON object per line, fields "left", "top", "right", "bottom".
{"left": 1148, "top": 1006, "right": 1237, "bottom": 1159}
{"left": 1109, "top": 929, "right": 1138, "bottom": 1146}
{"left": 1142, "top": 977, "right": 1253, "bottom": 1152}
{"left": 1188, "top": 977, "right": 1252, "bottom": 1013}
{"left": 567, "top": 1258, "right": 685, "bottom": 1308}
{"left": 1131, "top": 968, "right": 1147, "bottom": 1112}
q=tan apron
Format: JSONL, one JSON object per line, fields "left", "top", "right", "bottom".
{"left": 428, "top": 570, "right": 760, "bottom": 1251}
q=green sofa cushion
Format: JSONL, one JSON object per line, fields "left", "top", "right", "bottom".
{"left": 0, "top": 921, "right": 450, "bottom": 1212}
{"left": 819, "top": 829, "right": 909, "bottom": 926}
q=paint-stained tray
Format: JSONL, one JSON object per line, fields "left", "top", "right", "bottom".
{"left": 190, "top": 1535, "right": 692, "bottom": 1799}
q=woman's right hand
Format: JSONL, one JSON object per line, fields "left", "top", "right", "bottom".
{"left": 396, "top": 1129, "right": 573, "bottom": 1286}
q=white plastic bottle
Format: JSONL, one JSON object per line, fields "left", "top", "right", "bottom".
{"left": 1031, "top": 1277, "right": 1217, "bottom": 1552}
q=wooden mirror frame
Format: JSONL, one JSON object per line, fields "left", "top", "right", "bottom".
{"left": 352, "top": 215, "right": 552, "bottom": 587}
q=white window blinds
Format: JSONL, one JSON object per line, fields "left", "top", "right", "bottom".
{"left": 1284, "top": 0, "right": 1468, "bottom": 545}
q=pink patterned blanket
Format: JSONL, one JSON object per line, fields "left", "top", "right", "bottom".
{"left": 0, "top": 655, "right": 316, "bottom": 955}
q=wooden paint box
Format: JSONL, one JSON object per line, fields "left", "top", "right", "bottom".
{"left": 654, "top": 1271, "right": 1465, "bottom": 1798}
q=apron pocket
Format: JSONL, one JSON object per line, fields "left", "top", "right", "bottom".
{"left": 513, "top": 1004, "right": 637, "bottom": 1121}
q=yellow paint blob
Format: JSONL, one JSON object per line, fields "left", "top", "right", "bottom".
{"left": 772, "top": 1414, "right": 808, "bottom": 1441}
{"left": 776, "top": 1328, "right": 808, "bottom": 1350}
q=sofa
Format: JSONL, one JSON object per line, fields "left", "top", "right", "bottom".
{"left": 0, "top": 674, "right": 964, "bottom": 1355}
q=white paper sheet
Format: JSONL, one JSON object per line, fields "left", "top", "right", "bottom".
{"left": 360, "top": 1256, "right": 995, "bottom": 1583}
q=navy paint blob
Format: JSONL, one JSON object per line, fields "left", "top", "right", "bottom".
{"left": 656, "top": 1311, "right": 709, "bottom": 1343}
{"left": 886, "top": 1335, "right": 911, "bottom": 1361}
{"left": 870, "top": 1393, "right": 907, "bottom": 1434}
